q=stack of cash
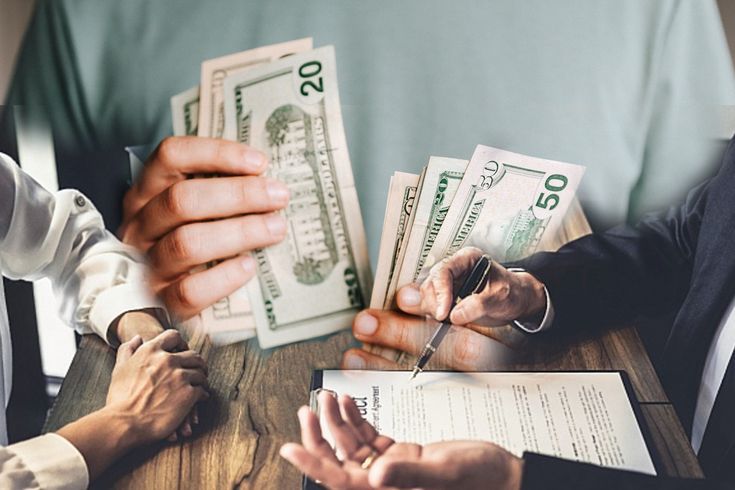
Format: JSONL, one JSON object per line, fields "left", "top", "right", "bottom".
{"left": 171, "top": 39, "right": 371, "bottom": 348}
{"left": 169, "top": 39, "right": 585, "bottom": 349}
{"left": 371, "top": 147, "right": 585, "bottom": 312}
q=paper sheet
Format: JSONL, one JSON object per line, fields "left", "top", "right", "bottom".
{"left": 317, "top": 370, "right": 656, "bottom": 475}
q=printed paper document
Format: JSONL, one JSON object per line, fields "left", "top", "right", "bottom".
{"left": 315, "top": 370, "right": 656, "bottom": 475}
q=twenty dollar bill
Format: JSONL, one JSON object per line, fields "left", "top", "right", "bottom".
{"left": 223, "top": 46, "right": 371, "bottom": 348}
{"left": 199, "top": 38, "right": 312, "bottom": 138}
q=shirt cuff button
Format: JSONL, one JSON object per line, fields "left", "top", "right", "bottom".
{"left": 74, "top": 195, "right": 86, "bottom": 207}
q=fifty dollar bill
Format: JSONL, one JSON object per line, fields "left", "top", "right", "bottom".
{"left": 420, "top": 144, "right": 585, "bottom": 280}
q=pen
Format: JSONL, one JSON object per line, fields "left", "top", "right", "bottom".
{"left": 409, "top": 254, "right": 493, "bottom": 380}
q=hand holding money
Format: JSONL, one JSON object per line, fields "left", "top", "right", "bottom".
{"left": 161, "top": 39, "right": 585, "bottom": 351}
{"left": 119, "top": 137, "right": 288, "bottom": 320}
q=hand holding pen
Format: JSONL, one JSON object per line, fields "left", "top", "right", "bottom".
{"left": 409, "top": 247, "right": 548, "bottom": 379}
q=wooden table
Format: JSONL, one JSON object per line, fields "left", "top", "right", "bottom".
{"left": 45, "top": 201, "right": 703, "bottom": 487}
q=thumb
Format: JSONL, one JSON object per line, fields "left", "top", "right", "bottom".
{"left": 369, "top": 458, "right": 449, "bottom": 488}
{"left": 116, "top": 335, "right": 143, "bottom": 363}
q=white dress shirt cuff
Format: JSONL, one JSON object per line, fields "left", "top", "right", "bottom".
{"left": 506, "top": 268, "right": 555, "bottom": 333}
{"left": 89, "top": 282, "right": 165, "bottom": 344}
{"left": 10, "top": 433, "right": 89, "bottom": 490}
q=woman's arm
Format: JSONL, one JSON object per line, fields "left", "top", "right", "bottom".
{"left": 0, "top": 152, "right": 165, "bottom": 344}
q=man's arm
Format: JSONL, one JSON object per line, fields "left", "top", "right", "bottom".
{"left": 518, "top": 175, "right": 711, "bottom": 333}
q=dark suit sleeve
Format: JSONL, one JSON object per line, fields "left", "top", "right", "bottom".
{"left": 515, "top": 176, "right": 711, "bottom": 333}
{"left": 521, "top": 453, "right": 730, "bottom": 490}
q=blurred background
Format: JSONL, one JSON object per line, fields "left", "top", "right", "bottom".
{"left": 3, "top": 0, "right": 735, "bottom": 115}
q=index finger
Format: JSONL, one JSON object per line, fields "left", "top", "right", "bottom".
{"left": 124, "top": 137, "right": 267, "bottom": 217}
{"left": 351, "top": 310, "right": 504, "bottom": 371}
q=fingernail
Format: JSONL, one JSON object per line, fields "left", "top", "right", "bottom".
{"left": 354, "top": 312, "right": 378, "bottom": 336}
{"left": 241, "top": 256, "right": 255, "bottom": 273}
{"left": 399, "top": 286, "right": 421, "bottom": 306}
{"left": 267, "top": 180, "right": 290, "bottom": 204}
{"left": 344, "top": 353, "right": 366, "bottom": 369}
{"left": 265, "top": 213, "right": 287, "bottom": 237}
{"left": 451, "top": 306, "right": 465, "bottom": 324}
{"left": 243, "top": 148, "right": 266, "bottom": 170}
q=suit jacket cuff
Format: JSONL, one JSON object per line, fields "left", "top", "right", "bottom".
{"left": 506, "top": 268, "right": 554, "bottom": 333}
{"left": 521, "top": 452, "right": 673, "bottom": 490}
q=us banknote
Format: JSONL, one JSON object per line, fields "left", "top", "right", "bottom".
{"left": 198, "top": 38, "right": 312, "bottom": 138}
{"left": 222, "top": 46, "right": 371, "bottom": 348}
{"left": 171, "top": 86, "right": 200, "bottom": 136}
{"left": 370, "top": 172, "right": 420, "bottom": 309}
{"left": 388, "top": 157, "right": 467, "bottom": 307}
{"left": 420, "top": 144, "right": 585, "bottom": 281}
{"left": 193, "top": 40, "right": 312, "bottom": 341}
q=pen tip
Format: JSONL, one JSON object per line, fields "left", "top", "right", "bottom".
{"left": 409, "top": 367, "right": 419, "bottom": 381}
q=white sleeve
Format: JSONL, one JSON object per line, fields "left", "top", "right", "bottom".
{"left": 0, "top": 433, "right": 89, "bottom": 490}
{"left": 0, "top": 152, "right": 164, "bottom": 343}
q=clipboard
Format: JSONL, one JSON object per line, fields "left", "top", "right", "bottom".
{"left": 303, "top": 370, "right": 662, "bottom": 489}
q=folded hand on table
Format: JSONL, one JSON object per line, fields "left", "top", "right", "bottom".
{"left": 280, "top": 391, "right": 523, "bottom": 490}
{"left": 343, "top": 247, "right": 548, "bottom": 371}
{"left": 105, "top": 330, "right": 209, "bottom": 442}
{"left": 57, "top": 330, "right": 209, "bottom": 480}
{"left": 110, "top": 311, "right": 200, "bottom": 440}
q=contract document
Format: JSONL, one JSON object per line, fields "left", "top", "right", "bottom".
{"left": 311, "top": 370, "right": 656, "bottom": 475}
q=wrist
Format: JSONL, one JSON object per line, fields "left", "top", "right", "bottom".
{"left": 95, "top": 404, "right": 145, "bottom": 451}
{"left": 56, "top": 406, "right": 141, "bottom": 480}
{"left": 515, "top": 272, "right": 546, "bottom": 323}
{"left": 111, "top": 309, "right": 165, "bottom": 345}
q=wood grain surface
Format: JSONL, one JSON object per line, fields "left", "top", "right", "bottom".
{"left": 44, "top": 199, "right": 702, "bottom": 487}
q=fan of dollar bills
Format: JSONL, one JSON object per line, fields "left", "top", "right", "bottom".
{"left": 169, "top": 39, "right": 585, "bottom": 349}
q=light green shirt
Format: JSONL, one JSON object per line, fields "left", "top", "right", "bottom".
{"left": 8, "top": 0, "right": 735, "bottom": 263}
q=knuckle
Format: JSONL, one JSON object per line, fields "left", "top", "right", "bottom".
{"left": 396, "top": 321, "right": 412, "bottom": 350}
{"left": 213, "top": 139, "right": 230, "bottom": 164}
{"left": 164, "top": 181, "right": 195, "bottom": 217}
{"left": 223, "top": 259, "right": 250, "bottom": 287}
{"left": 241, "top": 215, "right": 268, "bottom": 245}
{"left": 174, "top": 369, "right": 186, "bottom": 383}
{"left": 497, "top": 282, "right": 512, "bottom": 302}
{"left": 171, "top": 278, "right": 198, "bottom": 311}
{"left": 166, "top": 226, "right": 199, "bottom": 261}
{"left": 156, "top": 137, "right": 180, "bottom": 166}
{"left": 235, "top": 178, "right": 254, "bottom": 208}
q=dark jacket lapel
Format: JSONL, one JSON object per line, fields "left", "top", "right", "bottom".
{"left": 660, "top": 155, "right": 735, "bottom": 432}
